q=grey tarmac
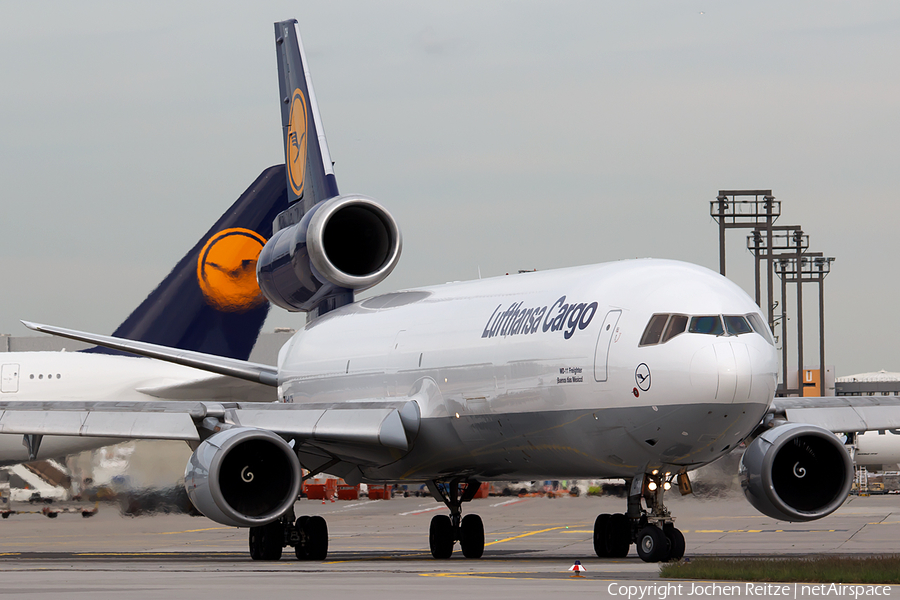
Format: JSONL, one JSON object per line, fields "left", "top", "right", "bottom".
{"left": 1, "top": 493, "right": 899, "bottom": 599}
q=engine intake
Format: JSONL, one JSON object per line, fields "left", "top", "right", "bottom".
{"left": 257, "top": 194, "right": 401, "bottom": 311}
{"left": 739, "top": 423, "right": 852, "bottom": 522}
{"left": 184, "top": 427, "right": 301, "bottom": 527}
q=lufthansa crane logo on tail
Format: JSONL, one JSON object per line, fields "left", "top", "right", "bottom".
{"left": 196, "top": 228, "right": 268, "bottom": 312}
{"left": 287, "top": 88, "right": 308, "bottom": 198}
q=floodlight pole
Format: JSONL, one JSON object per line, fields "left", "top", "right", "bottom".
{"left": 794, "top": 232, "right": 804, "bottom": 395}
{"left": 775, "top": 255, "right": 833, "bottom": 396}
{"left": 710, "top": 190, "right": 779, "bottom": 329}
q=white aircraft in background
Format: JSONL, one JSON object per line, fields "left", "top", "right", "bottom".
{"left": 853, "top": 430, "right": 900, "bottom": 471}
{"left": 0, "top": 167, "right": 287, "bottom": 464}
{"left": 4, "top": 18, "right": 899, "bottom": 564}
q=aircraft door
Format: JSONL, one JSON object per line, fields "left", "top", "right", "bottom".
{"left": 593, "top": 310, "right": 622, "bottom": 382}
{"left": 1, "top": 364, "right": 19, "bottom": 393}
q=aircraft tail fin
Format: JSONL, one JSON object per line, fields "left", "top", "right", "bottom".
{"left": 84, "top": 166, "right": 288, "bottom": 360}
{"left": 274, "top": 19, "right": 340, "bottom": 219}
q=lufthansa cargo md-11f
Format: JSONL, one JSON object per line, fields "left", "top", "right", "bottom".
{"left": 8, "top": 19, "right": 900, "bottom": 563}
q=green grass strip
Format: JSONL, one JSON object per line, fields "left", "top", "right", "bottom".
{"left": 659, "top": 556, "right": 900, "bottom": 584}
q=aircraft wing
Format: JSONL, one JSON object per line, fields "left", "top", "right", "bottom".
{"left": 136, "top": 375, "right": 274, "bottom": 403}
{"left": 0, "top": 398, "right": 420, "bottom": 452}
{"left": 15, "top": 321, "right": 422, "bottom": 459}
{"left": 22, "top": 321, "right": 277, "bottom": 386}
{"left": 774, "top": 396, "right": 900, "bottom": 433}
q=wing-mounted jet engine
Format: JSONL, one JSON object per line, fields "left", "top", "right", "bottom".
{"left": 739, "top": 422, "right": 853, "bottom": 521}
{"left": 257, "top": 194, "right": 401, "bottom": 312}
{"left": 184, "top": 427, "right": 302, "bottom": 528}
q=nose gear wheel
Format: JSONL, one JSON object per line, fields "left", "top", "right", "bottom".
{"left": 592, "top": 472, "right": 689, "bottom": 563}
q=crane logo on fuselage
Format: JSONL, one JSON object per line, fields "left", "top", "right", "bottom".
{"left": 197, "top": 228, "right": 268, "bottom": 312}
{"left": 481, "top": 296, "right": 598, "bottom": 340}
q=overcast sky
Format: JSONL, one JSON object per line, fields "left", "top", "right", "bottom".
{"left": 1, "top": 2, "right": 898, "bottom": 378}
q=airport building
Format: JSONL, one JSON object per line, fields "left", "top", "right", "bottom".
{"left": 836, "top": 370, "right": 900, "bottom": 396}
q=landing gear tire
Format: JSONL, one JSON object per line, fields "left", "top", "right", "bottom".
{"left": 429, "top": 514, "right": 454, "bottom": 559}
{"left": 303, "top": 515, "right": 329, "bottom": 560}
{"left": 249, "top": 520, "right": 284, "bottom": 561}
{"left": 294, "top": 516, "right": 310, "bottom": 560}
{"left": 636, "top": 525, "right": 666, "bottom": 563}
{"left": 607, "top": 513, "right": 631, "bottom": 558}
{"left": 593, "top": 514, "right": 610, "bottom": 557}
{"left": 663, "top": 524, "right": 685, "bottom": 561}
{"left": 460, "top": 514, "right": 484, "bottom": 559}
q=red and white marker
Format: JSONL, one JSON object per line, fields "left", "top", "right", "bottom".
{"left": 568, "top": 559, "right": 586, "bottom": 577}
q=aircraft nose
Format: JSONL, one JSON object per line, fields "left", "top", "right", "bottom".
{"left": 691, "top": 341, "right": 767, "bottom": 403}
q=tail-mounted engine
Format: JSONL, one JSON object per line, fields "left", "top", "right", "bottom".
{"left": 184, "top": 427, "right": 302, "bottom": 527}
{"left": 739, "top": 422, "right": 853, "bottom": 522}
{"left": 257, "top": 194, "right": 402, "bottom": 312}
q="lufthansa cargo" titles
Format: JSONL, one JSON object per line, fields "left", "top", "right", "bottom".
{"left": 481, "top": 296, "right": 598, "bottom": 340}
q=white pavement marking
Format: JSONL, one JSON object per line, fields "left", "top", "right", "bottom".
{"left": 397, "top": 505, "right": 445, "bottom": 516}
{"left": 490, "top": 498, "right": 529, "bottom": 508}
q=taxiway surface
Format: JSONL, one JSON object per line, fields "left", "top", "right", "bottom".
{"left": 1, "top": 493, "right": 898, "bottom": 599}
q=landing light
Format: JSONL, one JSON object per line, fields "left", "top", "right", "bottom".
{"left": 648, "top": 481, "right": 658, "bottom": 491}
{"left": 663, "top": 482, "right": 671, "bottom": 491}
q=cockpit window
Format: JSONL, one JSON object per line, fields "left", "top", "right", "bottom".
{"left": 661, "top": 314, "right": 688, "bottom": 343}
{"left": 689, "top": 316, "right": 724, "bottom": 336}
{"left": 746, "top": 313, "right": 776, "bottom": 346}
{"left": 640, "top": 314, "right": 669, "bottom": 346}
{"left": 723, "top": 315, "right": 753, "bottom": 335}
{"left": 641, "top": 312, "right": 770, "bottom": 346}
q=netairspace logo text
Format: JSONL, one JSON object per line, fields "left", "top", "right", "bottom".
{"left": 607, "top": 582, "right": 893, "bottom": 600}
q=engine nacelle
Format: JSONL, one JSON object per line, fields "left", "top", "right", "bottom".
{"left": 184, "top": 427, "right": 301, "bottom": 527}
{"left": 739, "top": 423, "right": 853, "bottom": 522}
{"left": 257, "top": 194, "right": 402, "bottom": 311}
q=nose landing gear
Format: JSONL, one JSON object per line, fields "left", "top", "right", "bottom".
{"left": 593, "top": 471, "right": 687, "bottom": 563}
{"left": 427, "top": 478, "right": 485, "bottom": 559}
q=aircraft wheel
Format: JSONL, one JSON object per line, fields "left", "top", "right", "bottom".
{"left": 303, "top": 515, "right": 329, "bottom": 560}
{"left": 593, "top": 514, "right": 610, "bottom": 557}
{"left": 249, "top": 520, "right": 283, "bottom": 561}
{"left": 460, "top": 514, "right": 484, "bottom": 558}
{"left": 293, "top": 516, "right": 310, "bottom": 560}
{"left": 636, "top": 525, "right": 666, "bottom": 563}
{"left": 607, "top": 513, "right": 631, "bottom": 557}
{"left": 663, "top": 524, "right": 685, "bottom": 561}
{"left": 429, "top": 514, "right": 454, "bottom": 559}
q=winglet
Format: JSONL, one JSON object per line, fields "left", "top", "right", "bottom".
{"left": 275, "top": 19, "right": 339, "bottom": 212}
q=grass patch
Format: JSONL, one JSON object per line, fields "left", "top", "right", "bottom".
{"left": 659, "top": 556, "right": 900, "bottom": 584}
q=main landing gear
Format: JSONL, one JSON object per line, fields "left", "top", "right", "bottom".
{"left": 427, "top": 478, "right": 484, "bottom": 559}
{"left": 248, "top": 507, "right": 329, "bottom": 561}
{"left": 593, "top": 471, "right": 687, "bottom": 563}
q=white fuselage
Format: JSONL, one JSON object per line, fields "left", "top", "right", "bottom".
{"left": 278, "top": 259, "right": 779, "bottom": 482}
{"left": 0, "top": 353, "right": 223, "bottom": 465}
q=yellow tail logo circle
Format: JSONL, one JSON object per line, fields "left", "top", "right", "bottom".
{"left": 196, "top": 228, "right": 268, "bottom": 312}
{"left": 287, "top": 88, "right": 308, "bottom": 198}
